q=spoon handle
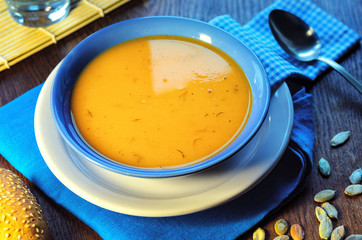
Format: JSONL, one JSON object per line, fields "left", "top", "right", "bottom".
{"left": 317, "top": 56, "right": 362, "bottom": 94}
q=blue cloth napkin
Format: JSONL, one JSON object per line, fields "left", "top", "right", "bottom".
{"left": 0, "top": 0, "right": 359, "bottom": 239}
{"left": 210, "top": 1, "right": 360, "bottom": 93}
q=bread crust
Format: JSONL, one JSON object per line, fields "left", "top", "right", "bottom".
{"left": 0, "top": 168, "right": 52, "bottom": 240}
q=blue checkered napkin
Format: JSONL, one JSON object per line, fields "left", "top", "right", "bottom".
{"left": 209, "top": 0, "right": 360, "bottom": 92}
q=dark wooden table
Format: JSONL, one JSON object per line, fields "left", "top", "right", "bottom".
{"left": 1, "top": 0, "right": 361, "bottom": 239}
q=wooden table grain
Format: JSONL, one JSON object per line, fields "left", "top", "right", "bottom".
{"left": 0, "top": 0, "right": 361, "bottom": 239}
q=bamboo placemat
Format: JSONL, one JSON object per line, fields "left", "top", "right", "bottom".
{"left": 0, "top": 0, "right": 129, "bottom": 72}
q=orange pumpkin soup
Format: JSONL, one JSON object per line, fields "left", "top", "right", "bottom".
{"left": 70, "top": 36, "right": 252, "bottom": 168}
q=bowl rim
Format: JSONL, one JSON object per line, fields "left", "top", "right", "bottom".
{"left": 51, "top": 16, "right": 271, "bottom": 178}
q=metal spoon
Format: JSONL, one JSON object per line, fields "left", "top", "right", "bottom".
{"left": 269, "top": 9, "right": 362, "bottom": 94}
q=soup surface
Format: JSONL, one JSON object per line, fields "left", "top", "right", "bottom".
{"left": 71, "top": 36, "right": 252, "bottom": 168}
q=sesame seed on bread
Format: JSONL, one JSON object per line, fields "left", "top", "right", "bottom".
{"left": 0, "top": 168, "right": 52, "bottom": 239}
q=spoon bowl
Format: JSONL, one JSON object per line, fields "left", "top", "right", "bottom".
{"left": 269, "top": 9, "right": 362, "bottom": 93}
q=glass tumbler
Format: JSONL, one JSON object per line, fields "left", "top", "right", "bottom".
{"left": 5, "top": 0, "right": 70, "bottom": 27}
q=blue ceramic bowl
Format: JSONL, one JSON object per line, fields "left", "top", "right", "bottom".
{"left": 51, "top": 16, "right": 270, "bottom": 178}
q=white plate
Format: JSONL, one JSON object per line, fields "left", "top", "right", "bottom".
{"left": 35, "top": 66, "right": 293, "bottom": 217}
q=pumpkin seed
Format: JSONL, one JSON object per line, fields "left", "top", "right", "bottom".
{"left": 315, "top": 206, "right": 328, "bottom": 222}
{"left": 314, "top": 189, "right": 336, "bottom": 202}
{"left": 290, "top": 224, "right": 304, "bottom": 240}
{"left": 321, "top": 202, "right": 338, "bottom": 219}
{"left": 345, "top": 235, "right": 362, "bottom": 240}
{"left": 253, "top": 227, "right": 265, "bottom": 240}
{"left": 344, "top": 184, "right": 362, "bottom": 196}
{"left": 319, "top": 217, "right": 333, "bottom": 239}
{"left": 349, "top": 168, "right": 362, "bottom": 184}
{"left": 331, "top": 226, "right": 345, "bottom": 240}
{"left": 274, "top": 235, "right": 290, "bottom": 240}
{"left": 274, "top": 219, "right": 289, "bottom": 235}
{"left": 318, "top": 158, "right": 331, "bottom": 177}
{"left": 330, "top": 131, "right": 350, "bottom": 147}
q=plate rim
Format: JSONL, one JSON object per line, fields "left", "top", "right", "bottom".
{"left": 34, "top": 66, "right": 293, "bottom": 217}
